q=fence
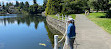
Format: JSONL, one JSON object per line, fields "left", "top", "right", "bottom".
{"left": 54, "top": 15, "right": 68, "bottom": 49}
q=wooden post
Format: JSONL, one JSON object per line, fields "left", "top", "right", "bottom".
{"left": 54, "top": 35, "right": 58, "bottom": 49}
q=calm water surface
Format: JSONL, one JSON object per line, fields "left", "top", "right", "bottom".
{"left": 0, "top": 14, "right": 54, "bottom": 49}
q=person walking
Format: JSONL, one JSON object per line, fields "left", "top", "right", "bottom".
{"left": 67, "top": 17, "right": 76, "bottom": 49}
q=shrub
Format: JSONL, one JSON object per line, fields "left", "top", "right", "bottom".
{"left": 106, "top": 10, "right": 111, "bottom": 18}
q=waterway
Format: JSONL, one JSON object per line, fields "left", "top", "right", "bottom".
{"left": 0, "top": 14, "right": 61, "bottom": 49}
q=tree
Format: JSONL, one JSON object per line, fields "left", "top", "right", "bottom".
{"left": 61, "top": 0, "right": 87, "bottom": 14}
{"left": 24, "top": 1, "right": 29, "bottom": 11}
{"left": 19, "top": 2, "right": 24, "bottom": 9}
{"left": 45, "top": 0, "right": 61, "bottom": 15}
{"left": 45, "top": 0, "right": 51, "bottom": 15}
{"left": 33, "top": 0, "right": 37, "bottom": 4}
{"left": 43, "top": 0, "right": 47, "bottom": 8}
{"left": 88, "top": 0, "right": 109, "bottom": 12}
{"left": 15, "top": 1, "right": 19, "bottom": 7}
{"left": 6, "top": 2, "right": 9, "bottom": 7}
{"left": 106, "top": 10, "right": 111, "bottom": 18}
{"left": 2, "top": 2, "right": 5, "bottom": 9}
{"left": 45, "top": 0, "right": 90, "bottom": 15}
{"left": 100, "top": 0, "right": 109, "bottom": 11}
{"left": 8, "top": 2, "right": 13, "bottom": 6}
{"left": 0, "top": 2, "right": 1, "bottom": 6}
{"left": 29, "top": 4, "right": 38, "bottom": 14}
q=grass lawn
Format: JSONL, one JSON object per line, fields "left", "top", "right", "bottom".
{"left": 69, "top": 14, "right": 76, "bottom": 19}
{"left": 87, "top": 12, "right": 111, "bottom": 34}
{"left": 48, "top": 14, "right": 76, "bottom": 20}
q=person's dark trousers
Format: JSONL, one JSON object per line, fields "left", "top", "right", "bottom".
{"left": 69, "top": 38, "right": 75, "bottom": 49}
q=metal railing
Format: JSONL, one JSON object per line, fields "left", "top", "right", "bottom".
{"left": 54, "top": 14, "right": 78, "bottom": 49}
{"left": 54, "top": 15, "right": 68, "bottom": 49}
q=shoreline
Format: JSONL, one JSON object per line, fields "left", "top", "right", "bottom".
{"left": 46, "top": 15, "right": 66, "bottom": 34}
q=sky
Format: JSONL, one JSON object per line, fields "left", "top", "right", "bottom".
{"left": 0, "top": 0, "right": 44, "bottom": 5}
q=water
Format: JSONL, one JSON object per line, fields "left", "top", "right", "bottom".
{"left": 0, "top": 14, "right": 22, "bottom": 19}
{"left": 0, "top": 14, "right": 54, "bottom": 49}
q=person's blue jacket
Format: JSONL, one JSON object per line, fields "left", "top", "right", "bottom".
{"left": 67, "top": 23, "right": 76, "bottom": 38}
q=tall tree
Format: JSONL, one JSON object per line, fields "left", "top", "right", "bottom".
{"left": 2, "top": 2, "right": 5, "bottom": 9}
{"left": 43, "top": 0, "right": 47, "bottom": 8}
{"left": 24, "top": 1, "right": 29, "bottom": 11}
{"left": 0, "top": 2, "right": 1, "bottom": 6}
{"left": 6, "top": 2, "right": 9, "bottom": 7}
{"left": 19, "top": 2, "right": 24, "bottom": 9}
{"left": 45, "top": 0, "right": 61, "bottom": 15}
{"left": 8, "top": 2, "right": 13, "bottom": 6}
{"left": 29, "top": 4, "right": 38, "bottom": 14}
{"left": 15, "top": 1, "right": 19, "bottom": 7}
{"left": 88, "top": 0, "right": 109, "bottom": 12}
{"left": 33, "top": 0, "right": 37, "bottom": 4}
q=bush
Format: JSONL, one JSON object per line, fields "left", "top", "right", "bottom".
{"left": 106, "top": 10, "right": 111, "bottom": 18}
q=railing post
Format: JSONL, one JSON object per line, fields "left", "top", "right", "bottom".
{"left": 58, "top": 16, "right": 59, "bottom": 20}
{"left": 54, "top": 35, "right": 58, "bottom": 49}
{"left": 63, "top": 16, "right": 69, "bottom": 49}
{"left": 62, "top": 14, "right": 63, "bottom": 21}
{"left": 65, "top": 20, "right": 69, "bottom": 45}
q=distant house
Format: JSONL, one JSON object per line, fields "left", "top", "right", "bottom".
{"left": 0, "top": 6, "right": 3, "bottom": 11}
{"left": 9, "top": 6, "right": 16, "bottom": 13}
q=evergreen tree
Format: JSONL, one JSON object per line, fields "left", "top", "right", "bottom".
{"left": 29, "top": 4, "right": 38, "bottom": 14}
{"left": 8, "top": 2, "right": 13, "bottom": 6}
{"left": 6, "top": 2, "right": 9, "bottom": 7}
{"left": 15, "top": 1, "right": 19, "bottom": 7}
{"left": 2, "top": 2, "right": 5, "bottom": 9}
{"left": 33, "top": 0, "right": 37, "bottom": 4}
{"left": 19, "top": 2, "right": 24, "bottom": 9}
{"left": 0, "top": 2, "right": 1, "bottom": 6}
{"left": 43, "top": 0, "right": 47, "bottom": 8}
{"left": 24, "top": 1, "right": 29, "bottom": 11}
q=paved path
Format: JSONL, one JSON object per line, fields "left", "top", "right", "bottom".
{"left": 74, "top": 14, "right": 111, "bottom": 49}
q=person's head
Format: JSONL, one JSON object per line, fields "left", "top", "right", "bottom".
{"left": 67, "top": 18, "right": 73, "bottom": 23}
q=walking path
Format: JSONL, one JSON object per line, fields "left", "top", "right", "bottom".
{"left": 74, "top": 14, "right": 111, "bottom": 49}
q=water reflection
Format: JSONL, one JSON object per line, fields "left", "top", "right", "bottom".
{"left": 0, "top": 15, "right": 45, "bottom": 29}
{"left": 45, "top": 21, "right": 63, "bottom": 47}
{"left": 0, "top": 14, "right": 63, "bottom": 49}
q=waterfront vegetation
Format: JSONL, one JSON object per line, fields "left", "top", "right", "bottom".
{"left": 87, "top": 12, "right": 111, "bottom": 34}
{"left": 0, "top": 0, "right": 45, "bottom": 14}
{"left": 45, "top": 0, "right": 111, "bottom": 16}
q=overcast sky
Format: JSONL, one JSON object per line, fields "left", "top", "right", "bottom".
{"left": 0, "top": 0, "right": 44, "bottom": 5}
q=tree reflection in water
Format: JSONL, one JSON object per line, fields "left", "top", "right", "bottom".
{"left": 0, "top": 14, "right": 45, "bottom": 29}
{"left": 0, "top": 14, "right": 63, "bottom": 48}
{"left": 44, "top": 21, "right": 63, "bottom": 47}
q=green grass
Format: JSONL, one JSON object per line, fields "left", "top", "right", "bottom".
{"left": 48, "top": 15, "right": 59, "bottom": 19}
{"left": 87, "top": 12, "right": 111, "bottom": 34}
{"left": 69, "top": 14, "right": 76, "bottom": 19}
{"left": 48, "top": 14, "right": 76, "bottom": 20}
{"left": 87, "top": 12, "right": 106, "bottom": 18}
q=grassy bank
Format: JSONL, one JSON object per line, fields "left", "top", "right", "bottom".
{"left": 87, "top": 12, "right": 111, "bottom": 34}
{"left": 48, "top": 14, "right": 76, "bottom": 20}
